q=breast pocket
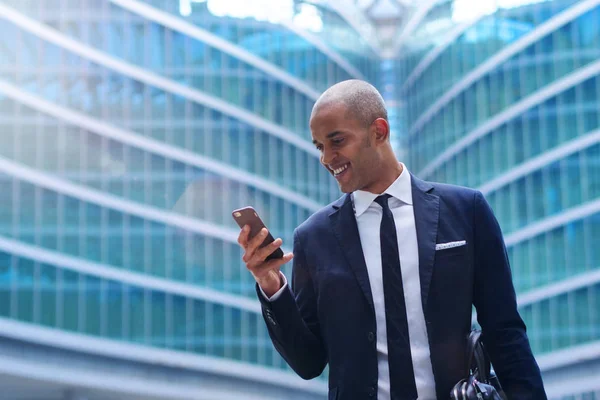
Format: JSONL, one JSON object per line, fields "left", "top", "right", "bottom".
{"left": 435, "top": 244, "right": 467, "bottom": 260}
{"left": 434, "top": 243, "right": 468, "bottom": 271}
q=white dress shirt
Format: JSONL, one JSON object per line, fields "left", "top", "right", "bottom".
{"left": 263, "top": 164, "right": 436, "bottom": 399}
{"left": 352, "top": 165, "right": 436, "bottom": 400}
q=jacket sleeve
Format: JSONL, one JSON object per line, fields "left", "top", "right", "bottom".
{"left": 255, "top": 227, "right": 327, "bottom": 379}
{"left": 472, "top": 190, "right": 547, "bottom": 399}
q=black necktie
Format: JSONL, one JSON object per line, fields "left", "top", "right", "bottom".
{"left": 375, "top": 194, "right": 418, "bottom": 400}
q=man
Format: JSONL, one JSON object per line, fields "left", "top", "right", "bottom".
{"left": 237, "top": 80, "right": 547, "bottom": 399}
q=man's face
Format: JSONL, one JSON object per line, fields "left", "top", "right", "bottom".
{"left": 310, "top": 103, "right": 378, "bottom": 193}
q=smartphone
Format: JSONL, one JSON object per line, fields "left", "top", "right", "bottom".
{"left": 232, "top": 206, "right": 284, "bottom": 261}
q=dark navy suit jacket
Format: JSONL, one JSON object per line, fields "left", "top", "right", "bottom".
{"left": 257, "top": 174, "right": 547, "bottom": 399}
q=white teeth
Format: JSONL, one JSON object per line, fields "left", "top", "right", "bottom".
{"left": 333, "top": 164, "right": 348, "bottom": 175}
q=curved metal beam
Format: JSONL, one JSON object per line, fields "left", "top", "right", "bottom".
{"left": 278, "top": 19, "right": 367, "bottom": 80}
{"left": 0, "top": 152, "right": 291, "bottom": 258}
{"left": 314, "top": 0, "right": 382, "bottom": 59}
{"left": 418, "top": 58, "right": 600, "bottom": 179}
{"left": 400, "top": 17, "right": 484, "bottom": 92}
{"left": 536, "top": 340, "right": 600, "bottom": 386}
{"left": 517, "top": 267, "right": 600, "bottom": 308}
{"left": 0, "top": 2, "right": 320, "bottom": 157}
{"left": 391, "top": 0, "right": 439, "bottom": 55}
{"left": 478, "top": 128, "right": 600, "bottom": 196}
{"left": 408, "top": 0, "right": 600, "bottom": 137}
{"left": 0, "top": 235, "right": 261, "bottom": 313}
{"left": 0, "top": 79, "right": 322, "bottom": 212}
{"left": 0, "top": 318, "right": 328, "bottom": 395}
{"left": 108, "top": 0, "right": 320, "bottom": 100}
{"left": 504, "top": 197, "right": 600, "bottom": 248}
{"left": 0, "top": 154, "right": 258, "bottom": 245}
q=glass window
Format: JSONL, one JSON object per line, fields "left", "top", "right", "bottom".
{"left": 538, "top": 300, "right": 552, "bottom": 352}
{"left": 84, "top": 274, "right": 102, "bottom": 335}
{"left": 531, "top": 171, "right": 545, "bottom": 221}
{"left": 172, "top": 295, "right": 188, "bottom": 351}
{"left": 510, "top": 119, "right": 525, "bottom": 167}
{"left": 548, "top": 228, "right": 567, "bottom": 283}
{"left": 39, "top": 263, "right": 57, "bottom": 328}
{"left": 211, "top": 303, "right": 225, "bottom": 358}
{"left": 545, "top": 163, "right": 563, "bottom": 215}
{"left": 0, "top": 252, "right": 11, "bottom": 318}
{"left": 151, "top": 291, "right": 166, "bottom": 348}
{"left": 555, "top": 294, "right": 571, "bottom": 349}
{"left": 15, "top": 257, "right": 34, "bottom": 323}
{"left": 588, "top": 214, "right": 600, "bottom": 273}
{"left": 191, "top": 299, "right": 207, "bottom": 355}
{"left": 62, "top": 269, "right": 80, "bottom": 332}
{"left": 593, "top": 282, "right": 600, "bottom": 342}
{"left": 565, "top": 154, "right": 582, "bottom": 208}
{"left": 230, "top": 308, "right": 243, "bottom": 361}
{"left": 587, "top": 145, "right": 600, "bottom": 200}
{"left": 516, "top": 179, "right": 528, "bottom": 228}
{"left": 128, "top": 286, "right": 146, "bottom": 344}
{"left": 530, "top": 235, "right": 548, "bottom": 288}
{"left": 105, "top": 280, "right": 123, "bottom": 339}
{"left": 573, "top": 287, "right": 592, "bottom": 345}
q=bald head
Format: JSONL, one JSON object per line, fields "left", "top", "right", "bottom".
{"left": 311, "top": 80, "right": 388, "bottom": 128}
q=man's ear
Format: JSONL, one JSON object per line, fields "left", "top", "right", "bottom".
{"left": 372, "top": 118, "right": 390, "bottom": 144}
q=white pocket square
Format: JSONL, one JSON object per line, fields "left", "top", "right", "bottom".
{"left": 435, "top": 240, "right": 466, "bottom": 251}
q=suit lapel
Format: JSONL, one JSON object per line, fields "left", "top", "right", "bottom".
{"left": 328, "top": 175, "right": 439, "bottom": 315}
{"left": 329, "top": 194, "right": 375, "bottom": 313}
{"left": 411, "top": 174, "right": 439, "bottom": 313}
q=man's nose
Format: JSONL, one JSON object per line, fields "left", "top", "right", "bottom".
{"left": 321, "top": 148, "right": 336, "bottom": 166}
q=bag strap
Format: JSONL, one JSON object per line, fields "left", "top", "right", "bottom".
{"left": 465, "top": 330, "right": 492, "bottom": 382}
{"left": 465, "top": 330, "right": 480, "bottom": 375}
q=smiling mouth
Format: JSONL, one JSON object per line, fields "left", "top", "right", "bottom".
{"left": 332, "top": 164, "right": 349, "bottom": 176}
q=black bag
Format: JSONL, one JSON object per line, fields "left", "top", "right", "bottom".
{"left": 450, "top": 330, "right": 508, "bottom": 400}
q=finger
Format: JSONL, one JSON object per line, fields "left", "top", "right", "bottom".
{"left": 269, "top": 252, "right": 293, "bottom": 268}
{"left": 254, "top": 238, "right": 283, "bottom": 262}
{"left": 248, "top": 253, "right": 294, "bottom": 278}
{"left": 242, "top": 228, "right": 268, "bottom": 263}
{"left": 237, "top": 225, "right": 250, "bottom": 247}
{"left": 246, "top": 227, "right": 268, "bottom": 255}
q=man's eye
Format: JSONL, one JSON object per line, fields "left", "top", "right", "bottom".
{"left": 315, "top": 145, "right": 323, "bottom": 151}
{"left": 332, "top": 138, "right": 344, "bottom": 145}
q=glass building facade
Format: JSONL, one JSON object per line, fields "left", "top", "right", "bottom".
{"left": 0, "top": 0, "right": 378, "bottom": 397}
{"left": 2, "top": 0, "right": 599, "bottom": 398}
{"left": 396, "top": 0, "right": 600, "bottom": 398}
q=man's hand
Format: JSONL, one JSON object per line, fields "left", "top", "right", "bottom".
{"left": 238, "top": 225, "right": 294, "bottom": 297}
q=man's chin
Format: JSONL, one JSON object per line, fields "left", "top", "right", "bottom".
{"left": 338, "top": 182, "right": 355, "bottom": 194}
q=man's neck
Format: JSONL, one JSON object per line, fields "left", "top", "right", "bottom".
{"left": 363, "top": 161, "right": 403, "bottom": 194}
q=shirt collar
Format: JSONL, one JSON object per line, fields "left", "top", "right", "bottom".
{"left": 352, "top": 163, "right": 413, "bottom": 217}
